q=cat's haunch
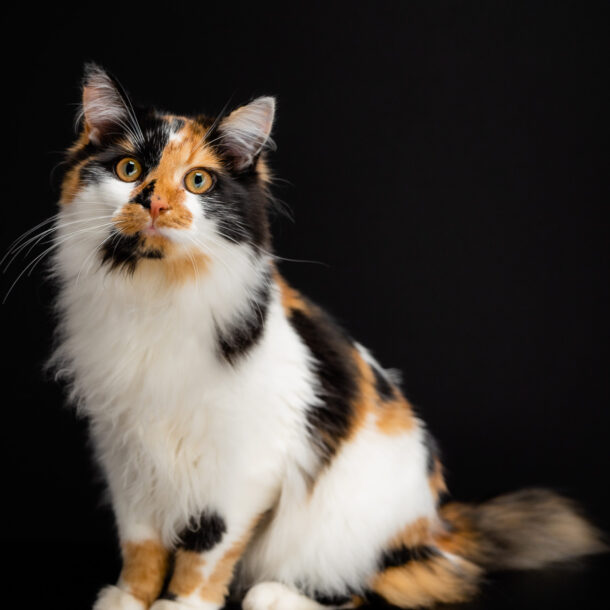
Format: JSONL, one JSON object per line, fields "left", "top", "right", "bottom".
{"left": 47, "top": 64, "right": 604, "bottom": 610}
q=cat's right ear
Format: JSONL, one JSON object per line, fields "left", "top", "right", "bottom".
{"left": 80, "top": 63, "right": 130, "bottom": 145}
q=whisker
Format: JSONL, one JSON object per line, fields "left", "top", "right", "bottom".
{"left": 1, "top": 214, "right": 61, "bottom": 262}
{"left": 3, "top": 216, "right": 114, "bottom": 272}
{"left": 3, "top": 241, "right": 65, "bottom": 304}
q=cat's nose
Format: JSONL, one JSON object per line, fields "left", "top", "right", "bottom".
{"left": 150, "top": 198, "right": 170, "bottom": 221}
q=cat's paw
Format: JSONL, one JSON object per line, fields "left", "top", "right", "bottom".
{"left": 243, "top": 582, "right": 322, "bottom": 610}
{"left": 93, "top": 585, "right": 146, "bottom": 610}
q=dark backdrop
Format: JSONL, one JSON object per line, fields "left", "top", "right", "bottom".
{"left": 2, "top": 3, "right": 608, "bottom": 609}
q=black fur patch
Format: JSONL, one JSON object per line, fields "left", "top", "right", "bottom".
{"left": 158, "top": 592, "right": 177, "bottom": 601}
{"left": 379, "top": 544, "right": 440, "bottom": 570}
{"left": 216, "top": 271, "right": 271, "bottom": 364}
{"left": 371, "top": 362, "right": 395, "bottom": 401}
{"left": 178, "top": 509, "right": 227, "bottom": 553}
{"left": 288, "top": 304, "right": 359, "bottom": 464}
{"left": 364, "top": 591, "right": 402, "bottom": 608}
{"left": 132, "top": 180, "right": 156, "bottom": 209}
{"left": 76, "top": 109, "right": 171, "bottom": 185}
{"left": 203, "top": 171, "right": 271, "bottom": 248}
{"left": 141, "top": 248, "right": 164, "bottom": 259}
{"left": 312, "top": 591, "right": 353, "bottom": 606}
{"left": 101, "top": 232, "right": 140, "bottom": 273}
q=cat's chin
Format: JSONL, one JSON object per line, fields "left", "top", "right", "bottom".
{"left": 138, "top": 232, "right": 171, "bottom": 255}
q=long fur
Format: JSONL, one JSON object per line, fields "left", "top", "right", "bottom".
{"left": 46, "top": 66, "right": 604, "bottom": 610}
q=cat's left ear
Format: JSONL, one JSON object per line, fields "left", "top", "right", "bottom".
{"left": 80, "top": 63, "right": 133, "bottom": 145}
{"left": 217, "top": 97, "right": 276, "bottom": 171}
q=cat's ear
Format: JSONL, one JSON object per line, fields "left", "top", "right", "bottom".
{"left": 80, "top": 63, "right": 132, "bottom": 145}
{"left": 217, "top": 97, "right": 276, "bottom": 171}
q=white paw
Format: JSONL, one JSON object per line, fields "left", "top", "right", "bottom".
{"left": 243, "top": 582, "right": 323, "bottom": 610}
{"left": 93, "top": 586, "right": 145, "bottom": 610}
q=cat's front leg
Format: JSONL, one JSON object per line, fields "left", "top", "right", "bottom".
{"left": 150, "top": 511, "right": 261, "bottom": 610}
{"left": 94, "top": 530, "right": 169, "bottom": 610}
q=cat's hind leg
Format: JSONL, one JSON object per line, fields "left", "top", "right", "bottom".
{"left": 243, "top": 582, "right": 357, "bottom": 610}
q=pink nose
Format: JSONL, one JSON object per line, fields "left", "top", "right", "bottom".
{"left": 150, "top": 198, "right": 170, "bottom": 221}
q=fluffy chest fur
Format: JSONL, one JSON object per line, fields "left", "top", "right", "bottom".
{"left": 53, "top": 259, "right": 320, "bottom": 545}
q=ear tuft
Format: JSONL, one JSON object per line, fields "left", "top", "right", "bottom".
{"left": 80, "top": 63, "right": 130, "bottom": 145}
{"left": 218, "top": 97, "right": 276, "bottom": 171}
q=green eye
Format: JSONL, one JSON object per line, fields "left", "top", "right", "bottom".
{"left": 184, "top": 168, "right": 214, "bottom": 194}
{"left": 116, "top": 157, "right": 142, "bottom": 182}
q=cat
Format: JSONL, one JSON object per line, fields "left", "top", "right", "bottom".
{"left": 46, "top": 64, "right": 603, "bottom": 610}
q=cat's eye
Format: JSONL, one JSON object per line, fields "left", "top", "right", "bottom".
{"left": 184, "top": 168, "right": 214, "bottom": 194}
{"left": 115, "top": 157, "right": 143, "bottom": 182}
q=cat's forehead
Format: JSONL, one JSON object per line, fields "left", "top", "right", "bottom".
{"left": 125, "top": 112, "right": 224, "bottom": 173}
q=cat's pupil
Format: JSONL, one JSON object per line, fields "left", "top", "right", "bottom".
{"left": 125, "top": 161, "right": 135, "bottom": 175}
{"left": 194, "top": 173, "right": 204, "bottom": 186}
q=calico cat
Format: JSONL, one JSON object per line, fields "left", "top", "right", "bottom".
{"left": 47, "top": 64, "right": 603, "bottom": 610}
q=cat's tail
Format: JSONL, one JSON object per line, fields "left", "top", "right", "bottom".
{"left": 436, "top": 488, "right": 606, "bottom": 571}
{"left": 367, "top": 489, "right": 605, "bottom": 608}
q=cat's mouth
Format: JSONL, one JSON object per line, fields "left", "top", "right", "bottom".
{"left": 142, "top": 224, "right": 163, "bottom": 237}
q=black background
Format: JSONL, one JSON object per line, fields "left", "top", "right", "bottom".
{"left": 2, "top": 2, "right": 608, "bottom": 609}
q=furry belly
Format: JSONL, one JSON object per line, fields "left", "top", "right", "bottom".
{"left": 239, "top": 416, "right": 436, "bottom": 595}
{"left": 83, "top": 300, "right": 320, "bottom": 546}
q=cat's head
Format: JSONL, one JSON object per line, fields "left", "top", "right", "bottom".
{"left": 57, "top": 64, "right": 275, "bottom": 283}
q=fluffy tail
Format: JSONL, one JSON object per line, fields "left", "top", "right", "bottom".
{"left": 368, "top": 489, "right": 605, "bottom": 608}
{"left": 437, "top": 488, "right": 605, "bottom": 570}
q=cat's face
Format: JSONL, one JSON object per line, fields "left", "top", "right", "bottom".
{"left": 58, "top": 64, "right": 275, "bottom": 283}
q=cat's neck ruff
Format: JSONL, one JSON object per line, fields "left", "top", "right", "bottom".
{"left": 51, "top": 229, "right": 274, "bottom": 421}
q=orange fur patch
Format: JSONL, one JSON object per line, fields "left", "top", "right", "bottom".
{"left": 60, "top": 159, "right": 88, "bottom": 205}
{"left": 371, "top": 554, "right": 481, "bottom": 607}
{"left": 113, "top": 203, "right": 150, "bottom": 235}
{"left": 371, "top": 517, "right": 482, "bottom": 607}
{"left": 256, "top": 156, "right": 272, "bottom": 184}
{"left": 150, "top": 120, "right": 223, "bottom": 208}
{"left": 388, "top": 517, "right": 432, "bottom": 549}
{"left": 435, "top": 502, "right": 482, "bottom": 560}
{"left": 375, "top": 396, "right": 416, "bottom": 435}
{"left": 137, "top": 250, "right": 210, "bottom": 285}
{"left": 167, "top": 517, "right": 261, "bottom": 605}
{"left": 60, "top": 132, "right": 92, "bottom": 205}
{"left": 198, "top": 535, "right": 251, "bottom": 604}
{"left": 351, "top": 349, "right": 416, "bottom": 437}
{"left": 169, "top": 550, "right": 206, "bottom": 598}
{"left": 120, "top": 540, "right": 169, "bottom": 606}
{"left": 274, "top": 270, "right": 308, "bottom": 314}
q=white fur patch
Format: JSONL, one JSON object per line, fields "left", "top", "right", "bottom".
{"left": 239, "top": 416, "right": 434, "bottom": 596}
{"left": 243, "top": 582, "right": 328, "bottom": 610}
{"left": 93, "top": 586, "right": 145, "bottom": 610}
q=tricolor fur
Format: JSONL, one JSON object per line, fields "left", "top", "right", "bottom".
{"left": 46, "top": 65, "right": 604, "bottom": 610}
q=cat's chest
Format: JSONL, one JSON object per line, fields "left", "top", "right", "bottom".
{"left": 66, "top": 283, "right": 221, "bottom": 406}
{"left": 64, "top": 279, "right": 319, "bottom": 521}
